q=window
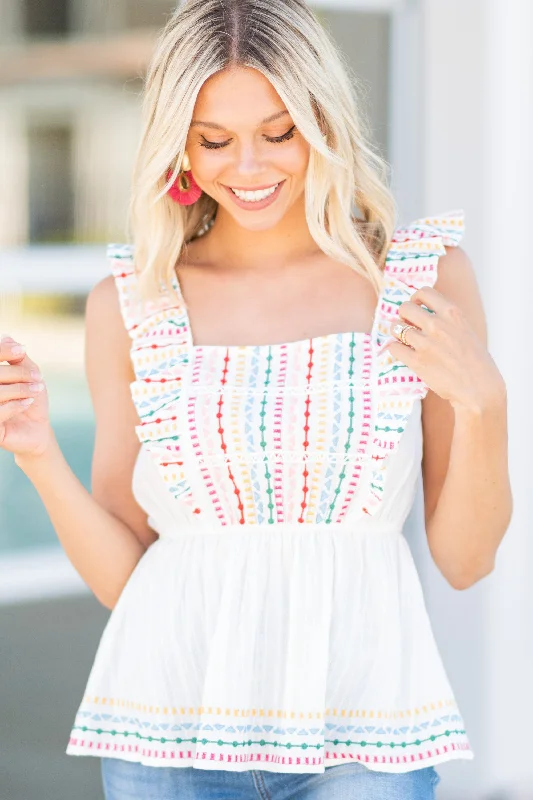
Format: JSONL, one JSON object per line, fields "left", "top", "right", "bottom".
{"left": 28, "top": 123, "right": 74, "bottom": 243}
{"left": 23, "top": 0, "right": 69, "bottom": 37}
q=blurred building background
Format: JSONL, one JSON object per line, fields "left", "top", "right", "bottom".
{"left": 0, "top": 0, "right": 531, "bottom": 798}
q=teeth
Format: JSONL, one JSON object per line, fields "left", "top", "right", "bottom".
{"left": 231, "top": 184, "right": 279, "bottom": 202}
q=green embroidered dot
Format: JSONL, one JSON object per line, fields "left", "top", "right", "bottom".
{"left": 415, "top": 740, "right": 421, "bottom": 746}
{"left": 82, "top": 726, "right": 87, "bottom": 732}
{"left": 390, "top": 742, "right": 394, "bottom": 748}
{"left": 335, "top": 488, "right": 341, "bottom": 494}
{"left": 96, "top": 729, "right": 102, "bottom": 735}
{"left": 401, "top": 742, "right": 407, "bottom": 748}
{"left": 273, "top": 741, "right": 278, "bottom": 747}
{"left": 445, "top": 730, "right": 450, "bottom": 736}
{"left": 218, "top": 739, "right": 223, "bottom": 746}
{"left": 430, "top": 735, "right": 436, "bottom": 742}
{"left": 266, "top": 487, "right": 273, "bottom": 494}
{"left": 248, "top": 740, "right": 252, "bottom": 746}
{"left": 124, "top": 732, "right": 129, "bottom": 738}
{"left": 302, "top": 743, "right": 308, "bottom": 750}
{"left": 265, "top": 472, "right": 271, "bottom": 479}
{"left": 361, "top": 741, "right": 366, "bottom": 747}
{"left": 233, "top": 741, "right": 238, "bottom": 747}
{"left": 286, "top": 743, "right": 292, "bottom": 749}
{"left": 347, "top": 427, "right": 353, "bottom": 434}
{"left": 260, "top": 739, "right": 265, "bottom": 746}
{"left": 192, "top": 737, "right": 197, "bottom": 744}
{"left": 202, "top": 738, "right": 207, "bottom": 745}
{"left": 333, "top": 739, "right": 339, "bottom": 745}
{"left": 377, "top": 742, "right": 382, "bottom": 748}
{"left": 161, "top": 737, "right": 166, "bottom": 743}
{"left": 148, "top": 736, "right": 153, "bottom": 742}
{"left": 111, "top": 730, "right": 116, "bottom": 736}
{"left": 177, "top": 737, "right": 182, "bottom": 743}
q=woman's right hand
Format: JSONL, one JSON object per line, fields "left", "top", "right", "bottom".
{"left": 0, "top": 335, "right": 52, "bottom": 458}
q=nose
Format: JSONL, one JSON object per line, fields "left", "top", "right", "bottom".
{"left": 233, "top": 140, "right": 264, "bottom": 177}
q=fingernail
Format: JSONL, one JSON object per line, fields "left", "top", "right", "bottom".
{"left": 10, "top": 345, "right": 25, "bottom": 355}
{"left": 30, "top": 369, "right": 42, "bottom": 380}
{"left": 29, "top": 382, "right": 44, "bottom": 392}
{"left": 20, "top": 398, "right": 35, "bottom": 407}
{"left": 1, "top": 334, "right": 15, "bottom": 343}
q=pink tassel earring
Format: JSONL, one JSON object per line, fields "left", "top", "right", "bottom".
{"left": 166, "top": 151, "right": 202, "bottom": 205}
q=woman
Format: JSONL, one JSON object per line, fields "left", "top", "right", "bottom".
{"left": 1, "top": 0, "right": 512, "bottom": 797}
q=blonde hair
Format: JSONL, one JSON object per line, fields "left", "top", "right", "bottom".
{"left": 128, "top": 0, "right": 397, "bottom": 302}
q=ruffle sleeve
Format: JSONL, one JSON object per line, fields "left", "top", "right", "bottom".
{"left": 374, "top": 209, "right": 465, "bottom": 397}
{"left": 108, "top": 244, "right": 197, "bottom": 511}
{"left": 362, "top": 210, "right": 465, "bottom": 516}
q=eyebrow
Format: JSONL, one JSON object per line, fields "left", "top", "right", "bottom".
{"left": 190, "top": 110, "right": 290, "bottom": 130}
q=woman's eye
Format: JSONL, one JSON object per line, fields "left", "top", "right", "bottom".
{"left": 265, "top": 125, "right": 296, "bottom": 144}
{"left": 199, "top": 125, "right": 296, "bottom": 150}
{"left": 200, "top": 136, "right": 232, "bottom": 150}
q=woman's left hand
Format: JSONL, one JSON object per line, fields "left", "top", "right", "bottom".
{"left": 385, "top": 286, "right": 506, "bottom": 412}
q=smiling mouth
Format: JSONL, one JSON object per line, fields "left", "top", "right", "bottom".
{"left": 228, "top": 182, "right": 281, "bottom": 203}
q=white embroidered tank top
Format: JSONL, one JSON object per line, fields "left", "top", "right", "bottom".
{"left": 66, "top": 210, "right": 473, "bottom": 774}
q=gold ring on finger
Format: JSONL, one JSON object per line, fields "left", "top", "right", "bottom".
{"left": 395, "top": 323, "right": 418, "bottom": 347}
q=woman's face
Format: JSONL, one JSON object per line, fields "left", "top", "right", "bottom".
{"left": 185, "top": 66, "right": 310, "bottom": 231}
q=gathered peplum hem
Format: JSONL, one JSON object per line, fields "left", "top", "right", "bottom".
{"left": 66, "top": 524, "right": 472, "bottom": 772}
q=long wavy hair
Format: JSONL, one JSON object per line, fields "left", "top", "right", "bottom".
{"left": 128, "top": 0, "right": 397, "bottom": 302}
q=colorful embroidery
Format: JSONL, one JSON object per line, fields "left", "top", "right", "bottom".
{"left": 69, "top": 695, "right": 470, "bottom": 770}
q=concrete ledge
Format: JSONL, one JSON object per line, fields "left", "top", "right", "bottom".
{"left": 0, "top": 547, "right": 90, "bottom": 606}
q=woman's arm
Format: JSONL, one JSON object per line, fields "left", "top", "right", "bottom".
{"left": 14, "top": 276, "right": 158, "bottom": 609}
{"left": 15, "top": 436, "right": 146, "bottom": 610}
{"left": 387, "top": 246, "right": 512, "bottom": 590}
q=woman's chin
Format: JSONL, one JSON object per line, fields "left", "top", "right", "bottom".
{"left": 220, "top": 202, "right": 292, "bottom": 232}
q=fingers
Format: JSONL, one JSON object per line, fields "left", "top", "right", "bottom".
{"left": 410, "top": 285, "right": 452, "bottom": 315}
{"left": 392, "top": 287, "right": 444, "bottom": 346}
{"left": 0, "top": 335, "right": 44, "bottom": 402}
{"left": 386, "top": 338, "right": 421, "bottom": 368}
{"left": 0, "top": 362, "right": 42, "bottom": 385}
{"left": 1, "top": 335, "right": 27, "bottom": 364}
{"left": 0, "top": 335, "right": 42, "bottom": 378}
{"left": 0, "top": 380, "right": 45, "bottom": 403}
{"left": 398, "top": 301, "right": 431, "bottom": 330}
{"left": 390, "top": 321, "right": 424, "bottom": 349}
{"left": 0, "top": 397, "right": 36, "bottom": 423}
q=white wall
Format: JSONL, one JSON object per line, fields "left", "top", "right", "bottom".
{"left": 395, "top": 1, "right": 533, "bottom": 797}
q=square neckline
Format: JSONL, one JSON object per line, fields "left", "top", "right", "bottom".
{"left": 169, "top": 267, "right": 382, "bottom": 352}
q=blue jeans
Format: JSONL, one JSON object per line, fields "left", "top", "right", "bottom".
{"left": 101, "top": 757, "right": 440, "bottom": 799}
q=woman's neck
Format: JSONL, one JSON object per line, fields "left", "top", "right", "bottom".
{"left": 194, "top": 194, "right": 321, "bottom": 272}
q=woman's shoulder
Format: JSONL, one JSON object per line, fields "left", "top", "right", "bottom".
{"left": 86, "top": 273, "right": 133, "bottom": 343}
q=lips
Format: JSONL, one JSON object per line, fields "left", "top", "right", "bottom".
{"left": 230, "top": 183, "right": 279, "bottom": 202}
{"left": 222, "top": 179, "right": 286, "bottom": 211}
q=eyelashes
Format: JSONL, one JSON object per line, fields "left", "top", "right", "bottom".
{"left": 200, "top": 125, "right": 296, "bottom": 150}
